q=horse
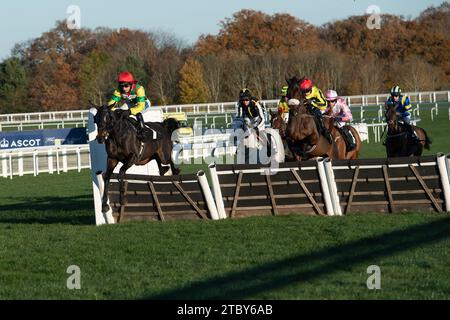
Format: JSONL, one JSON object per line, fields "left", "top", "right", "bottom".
{"left": 285, "top": 76, "right": 347, "bottom": 161}
{"left": 269, "top": 110, "right": 295, "bottom": 161}
{"left": 93, "top": 105, "right": 180, "bottom": 213}
{"left": 341, "top": 125, "right": 361, "bottom": 160}
{"left": 328, "top": 107, "right": 362, "bottom": 160}
{"left": 384, "top": 104, "right": 431, "bottom": 157}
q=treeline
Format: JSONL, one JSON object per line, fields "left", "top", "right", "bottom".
{"left": 0, "top": 3, "right": 449, "bottom": 113}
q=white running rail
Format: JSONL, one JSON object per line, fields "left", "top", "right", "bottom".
{"left": 0, "top": 145, "right": 91, "bottom": 179}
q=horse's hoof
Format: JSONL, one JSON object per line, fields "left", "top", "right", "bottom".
{"left": 173, "top": 168, "right": 180, "bottom": 175}
{"left": 102, "top": 204, "right": 110, "bottom": 213}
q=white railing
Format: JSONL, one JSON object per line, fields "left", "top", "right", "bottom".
{"left": 1, "top": 90, "right": 448, "bottom": 128}
{"left": 0, "top": 110, "right": 89, "bottom": 124}
{"left": 0, "top": 145, "right": 90, "bottom": 179}
{"left": 0, "top": 119, "right": 88, "bottom": 132}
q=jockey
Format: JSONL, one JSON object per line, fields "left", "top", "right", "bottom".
{"left": 237, "top": 88, "right": 266, "bottom": 133}
{"left": 385, "top": 85, "right": 419, "bottom": 144}
{"left": 325, "top": 90, "right": 355, "bottom": 150}
{"left": 299, "top": 78, "right": 332, "bottom": 143}
{"left": 278, "top": 86, "right": 289, "bottom": 123}
{"left": 107, "top": 71, "right": 154, "bottom": 140}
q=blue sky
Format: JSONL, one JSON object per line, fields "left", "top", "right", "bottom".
{"left": 0, "top": 0, "right": 446, "bottom": 60}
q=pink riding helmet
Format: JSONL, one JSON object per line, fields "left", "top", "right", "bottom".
{"left": 325, "top": 90, "right": 338, "bottom": 101}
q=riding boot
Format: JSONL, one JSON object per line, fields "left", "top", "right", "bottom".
{"left": 254, "top": 126, "right": 262, "bottom": 149}
{"left": 136, "top": 113, "right": 157, "bottom": 142}
{"left": 315, "top": 111, "right": 332, "bottom": 144}
{"left": 136, "top": 112, "right": 146, "bottom": 129}
{"left": 406, "top": 124, "right": 420, "bottom": 144}
{"left": 343, "top": 127, "right": 355, "bottom": 151}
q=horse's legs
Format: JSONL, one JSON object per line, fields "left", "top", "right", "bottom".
{"left": 169, "top": 159, "right": 180, "bottom": 175}
{"left": 156, "top": 141, "right": 177, "bottom": 176}
{"left": 334, "top": 130, "right": 347, "bottom": 160}
{"left": 102, "top": 157, "right": 118, "bottom": 213}
{"left": 151, "top": 153, "right": 170, "bottom": 176}
{"left": 118, "top": 157, "right": 136, "bottom": 205}
{"left": 163, "top": 143, "right": 180, "bottom": 175}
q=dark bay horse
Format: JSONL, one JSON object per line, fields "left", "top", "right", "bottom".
{"left": 384, "top": 105, "right": 431, "bottom": 157}
{"left": 94, "top": 105, "right": 180, "bottom": 213}
{"left": 285, "top": 76, "right": 346, "bottom": 160}
{"left": 269, "top": 110, "right": 295, "bottom": 161}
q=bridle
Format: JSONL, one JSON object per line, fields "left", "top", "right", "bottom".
{"left": 94, "top": 107, "right": 115, "bottom": 143}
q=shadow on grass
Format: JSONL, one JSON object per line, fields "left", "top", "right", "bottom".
{"left": 0, "top": 195, "right": 93, "bottom": 225}
{"left": 145, "top": 216, "right": 450, "bottom": 300}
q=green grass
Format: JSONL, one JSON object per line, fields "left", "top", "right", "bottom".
{"left": 0, "top": 171, "right": 449, "bottom": 299}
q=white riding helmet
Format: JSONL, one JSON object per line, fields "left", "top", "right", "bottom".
{"left": 325, "top": 90, "right": 338, "bottom": 101}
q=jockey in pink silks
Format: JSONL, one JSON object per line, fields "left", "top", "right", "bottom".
{"left": 325, "top": 90, "right": 355, "bottom": 150}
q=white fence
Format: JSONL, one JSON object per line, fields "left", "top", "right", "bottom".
{"left": 0, "top": 145, "right": 90, "bottom": 179}
{"left": 1, "top": 90, "right": 449, "bottom": 131}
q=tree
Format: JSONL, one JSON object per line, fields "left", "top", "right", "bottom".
{"left": 0, "top": 57, "right": 28, "bottom": 113}
{"left": 357, "top": 56, "right": 384, "bottom": 94}
{"left": 222, "top": 51, "right": 252, "bottom": 100}
{"left": 390, "top": 56, "right": 442, "bottom": 92}
{"left": 178, "top": 58, "right": 209, "bottom": 104}
{"left": 149, "top": 32, "right": 187, "bottom": 105}
{"left": 196, "top": 9, "right": 324, "bottom": 55}
{"left": 198, "top": 54, "right": 225, "bottom": 102}
{"left": 79, "top": 51, "right": 111, "bottom": 106}
{"left": 18, "top": 21, "right": 96, "bottom": 111}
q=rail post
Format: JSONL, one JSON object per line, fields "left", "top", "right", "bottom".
{"left": 197, "top": 171, "right": 220, "bottom": 220}
{"left": 18, "top": 151, "right": 24, "bottom": 176}
{"left": 1, "top": 153, "right": 7, "bottom": 178}
{"left": 62, "top": 148, "right": 68, "bottom": 173}
{"left": 437, "top": 153, "right": 450, "bottom": 212}
{"left": 33, "top": 150, "right": 39, "bottom": 176}
{"left": 76, "top": 147, "right": 81, "bottom": 172}
{"left": 316, "top": 158, "right": 334, "bottom": 216}
{"left": 209, "top": 163, "right": 227, "bottom": 219}
{"left": 48, "top": 149, "right": 54, "bottom": 174}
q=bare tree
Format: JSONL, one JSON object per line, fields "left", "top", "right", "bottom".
{"left": 199, "top": 54, "right": 225, "bottom": 102}
{"left": 357, "top": 56, "right": 384, "bottom": 94}
{"left": 222, "top": 51, "right": 252, "bottom": 100}
{"left": 396, "top": 55, "right": 442, "bottom": 91}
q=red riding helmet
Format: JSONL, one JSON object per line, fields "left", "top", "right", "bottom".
{"left": 299, "top": 78, "right": 313, "bottom": 92}
{"left": 118, "top": 71, "right": 135, "bottom": 83}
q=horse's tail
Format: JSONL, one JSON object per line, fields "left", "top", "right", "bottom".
{"left": 163, "top": 118, "right": 180, "bottom": 136}
{"left": 422, "top": 128, "right": 432, "bottom": 150}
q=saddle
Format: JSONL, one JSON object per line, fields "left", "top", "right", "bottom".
{"left": 126, "top": 117, "right": 163, "bottom": 141}
{"left": 394, "top": 121, "right": 420, "bottom": 145}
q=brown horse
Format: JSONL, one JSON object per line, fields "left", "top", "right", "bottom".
{"left": 384, "top": 105, "right": 431, "bottom": 157}
{"left": 285, "top": 76, "right": 347, "bottom": 161}
{"left": 342, "top": 125, "right": 361, "bottom": 159}
{"left": 94, "top": 105, "right": 180, "bottom": 213}
{"left": 322, "top": 107, "right": 362, "bottom": 160}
